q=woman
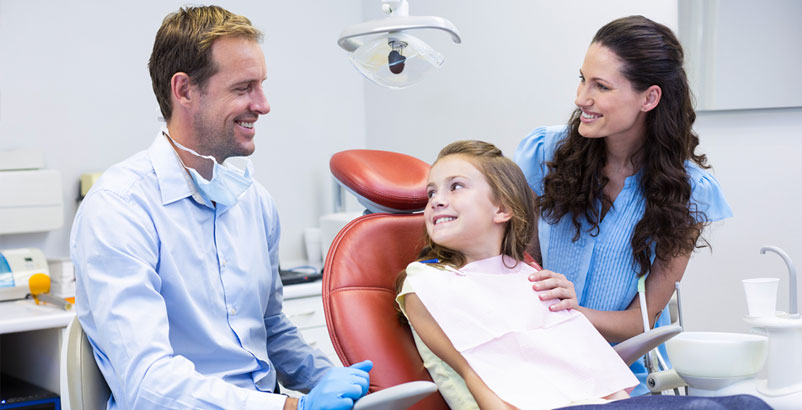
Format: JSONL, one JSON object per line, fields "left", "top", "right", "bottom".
{"left": 514, "top": 15, "right": 732, "bottom": 395}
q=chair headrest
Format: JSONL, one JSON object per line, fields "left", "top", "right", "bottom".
{"left": 330, "top": 149, "right": 430, "bottom": 213}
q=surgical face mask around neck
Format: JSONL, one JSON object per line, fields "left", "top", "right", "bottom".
{"left": 166, "top": 133, "right": 253, "bottom": 206}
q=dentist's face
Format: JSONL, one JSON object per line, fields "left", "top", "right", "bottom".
{"left": 190, "top": 36, "right": 270, "bottom": 163}
{"left": 574, "top": 43, "right": 649, "bottom": 143}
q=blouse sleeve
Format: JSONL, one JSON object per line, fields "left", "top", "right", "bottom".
{"left": 514, "top": 125, "right": 567, "bottom": 196}
{"left": 688, "top": 165, "right": 734, "bottom": 223}
{"left": 395, "top": 262, "right": 423, "bottom": 316}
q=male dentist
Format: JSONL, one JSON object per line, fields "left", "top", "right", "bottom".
{"left": 71, "top": 5, "right": 371, "bottom": 410}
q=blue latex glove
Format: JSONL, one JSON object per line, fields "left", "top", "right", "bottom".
{"left": 298, "top": 360, "right": 373, "bottom": 410}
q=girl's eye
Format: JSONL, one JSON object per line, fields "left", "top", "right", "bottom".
{"left": 450, "top": 182, "right": 463, "bottom": 191}
{"left": 427, "top": 190, "right": 435, "bottom": 199}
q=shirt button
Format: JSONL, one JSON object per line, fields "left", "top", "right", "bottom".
{"left": 228, "top": 306, "right": 237, "bottom": 315}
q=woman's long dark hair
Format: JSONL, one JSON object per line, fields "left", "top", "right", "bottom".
{"left": 538, "top": 15, "right": 709, "bottom": 277}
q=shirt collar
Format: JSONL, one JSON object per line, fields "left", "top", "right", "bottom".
{"left": 148, "top": 128, "right": 209, "bottom": 207}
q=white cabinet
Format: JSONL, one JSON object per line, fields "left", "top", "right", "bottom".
{"left": 280, "top": 281, "right": 340, "bottom": 397}
{"left": 0, "top": 300, "right": 73, "bottom": 398}
{"left": 283, "top": 281, "right": 340, "bottom": 365}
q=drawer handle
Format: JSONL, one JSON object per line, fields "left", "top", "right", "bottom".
{"left": 289, "top": 310, "right": 316, "bottom": 319}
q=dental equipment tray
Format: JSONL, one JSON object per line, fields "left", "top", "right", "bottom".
{"left": 279, "top": 266, "right": 323, "bottom": 285}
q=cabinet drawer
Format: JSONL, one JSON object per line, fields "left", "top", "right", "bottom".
{"left": 283, "top": 295, "right": 325, "bottom": 330}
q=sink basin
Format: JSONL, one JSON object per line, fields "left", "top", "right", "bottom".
{"left": 666, "top": 332, "right": 768, "bottom": 379}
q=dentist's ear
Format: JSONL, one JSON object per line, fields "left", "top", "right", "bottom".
{"left": 171, "top": 72, "right": 193, "bottom": 109}
{"left": 641, "top": 85, "right": 662, "bottom": 112}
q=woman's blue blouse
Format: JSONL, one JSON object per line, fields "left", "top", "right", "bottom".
{"left": 514, "top": 125, "right": 732, "bottom": 311}
{"left": 514, "top": 125, "right": 733, "bottom": 395}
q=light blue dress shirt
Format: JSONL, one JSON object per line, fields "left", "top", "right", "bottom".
{"left": 70, "top": 132, "right": 333, "bottom": 409}
{"left": 514, "top": 125, "right": 733, "bottom": 395}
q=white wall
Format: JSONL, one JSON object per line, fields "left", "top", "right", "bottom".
{"left": 0, "top": 0, "right": 367, "bottom": 263}
{"left": 684, "top": 108, "right": 802, "bottom": 333}
{"left": 360, "top": 0, "right": 802, "bottom": 333}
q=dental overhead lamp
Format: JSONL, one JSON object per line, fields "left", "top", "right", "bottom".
{"left": 337, "top": 0, "right": 462, "bottom": 89}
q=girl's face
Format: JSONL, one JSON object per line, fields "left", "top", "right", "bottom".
{"left": 424, "top": 155, "right": 510, "bottom": 264}
{"left": 574, "top": 43, "right": 653, "bottom": 144}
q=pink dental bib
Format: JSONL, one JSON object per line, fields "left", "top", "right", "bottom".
{"left": 404, "top": 255, "right": 637, "bottom": 409}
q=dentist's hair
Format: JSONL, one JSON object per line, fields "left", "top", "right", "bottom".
{"left": 149, "top": 5, "right": 263, "bottom": 121}
{"left": 419, "top": 140, "right": 537, "bottom": 269}
{"left": 539, "top": 15, "right": 708, "bottom": 277}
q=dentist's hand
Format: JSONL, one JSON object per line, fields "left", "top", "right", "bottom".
{"left": 298, "top": 360, "right": 373, "bottom": 410}
{"left": 529, "top": 269, "right": 578, "bottom": 311}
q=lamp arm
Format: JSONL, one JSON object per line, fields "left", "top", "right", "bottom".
{"left": 338, "top": 15, "right": 462, "bottom": 52}
{"left": 382, "top": 0, "right": 409, "bottom": 17}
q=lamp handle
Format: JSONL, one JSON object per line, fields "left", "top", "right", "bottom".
{"left": 338, "top": 15, "right": 462, "bottom": 52}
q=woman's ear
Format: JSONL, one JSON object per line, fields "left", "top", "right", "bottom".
{"left": 494, "top": 204, "right": 513, "bottom": 224}
{"left": 641, "top": 85, "right": 662, "bottom": 112}
{"left": 170, "top": 72, "right": 193, "bottom": 109}
{"left": 640, "top": 85, "right": 663, "bottom": 112}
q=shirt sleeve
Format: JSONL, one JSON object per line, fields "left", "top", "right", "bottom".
{"left": 260, "top": 193, "right": 334, "bottom": 393}
{"left": 513, "top": 125, "right": 566, "bottom": 196}
{"left": 688, "top": 165, "right": 733, "bottom": 223}
{"left": 71, "top": 189, "right": 288, "bottom": 410}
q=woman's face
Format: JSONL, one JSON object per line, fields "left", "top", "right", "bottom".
{"left": 574, "top": 43, "right": 651, "bottom": 143}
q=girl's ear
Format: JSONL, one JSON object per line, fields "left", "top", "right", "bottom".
{"left": 494, "top": 204, "right": 513, "bottom": 224}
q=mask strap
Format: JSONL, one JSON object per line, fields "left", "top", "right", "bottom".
{"left": 162, "top": 129, "right": 219, "bottom": 164}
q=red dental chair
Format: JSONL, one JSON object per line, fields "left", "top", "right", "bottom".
{"left": 322, "top": 149, "right": 448, "bottom": 410}
{"left": 322, "top": 149, "right": 682, "bottom": 410}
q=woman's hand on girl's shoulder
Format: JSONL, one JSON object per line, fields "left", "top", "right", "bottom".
{"left": 528, "top": 269, "right": 579, "bottom": 311}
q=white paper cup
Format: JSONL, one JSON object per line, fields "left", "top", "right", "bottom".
{"left": 742, "top": 278, "right": 779, "bottom": 318}
{"left": 304, "top": 227, "right": 323, "bottom": 264}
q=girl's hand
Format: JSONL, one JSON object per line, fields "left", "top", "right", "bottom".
{"left": 528, "top": 269, "right": 578, "bottom": 311}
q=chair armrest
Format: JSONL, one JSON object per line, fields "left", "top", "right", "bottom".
{"left": 613, "top": 325, "right": 682, "bottom": 366}
{"left": 353, "top": 381, "right": 438, "bottom": 410}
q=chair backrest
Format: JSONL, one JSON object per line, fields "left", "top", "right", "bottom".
{"left": 65, "top": 315, "right": 111, "bottom": 410}
{"left": 323, "top": 213, "right": 449, "bottom": 410}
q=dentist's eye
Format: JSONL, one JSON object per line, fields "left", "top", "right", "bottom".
{"left": 597, "top": 83, "right": 610, "bottom": 91}
{"left": 578, "top": 74, "right": 585, "bottom": 82}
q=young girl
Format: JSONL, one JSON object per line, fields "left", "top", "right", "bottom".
{"left": 395, "top": 140, "right": 637, "bottom": 410}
